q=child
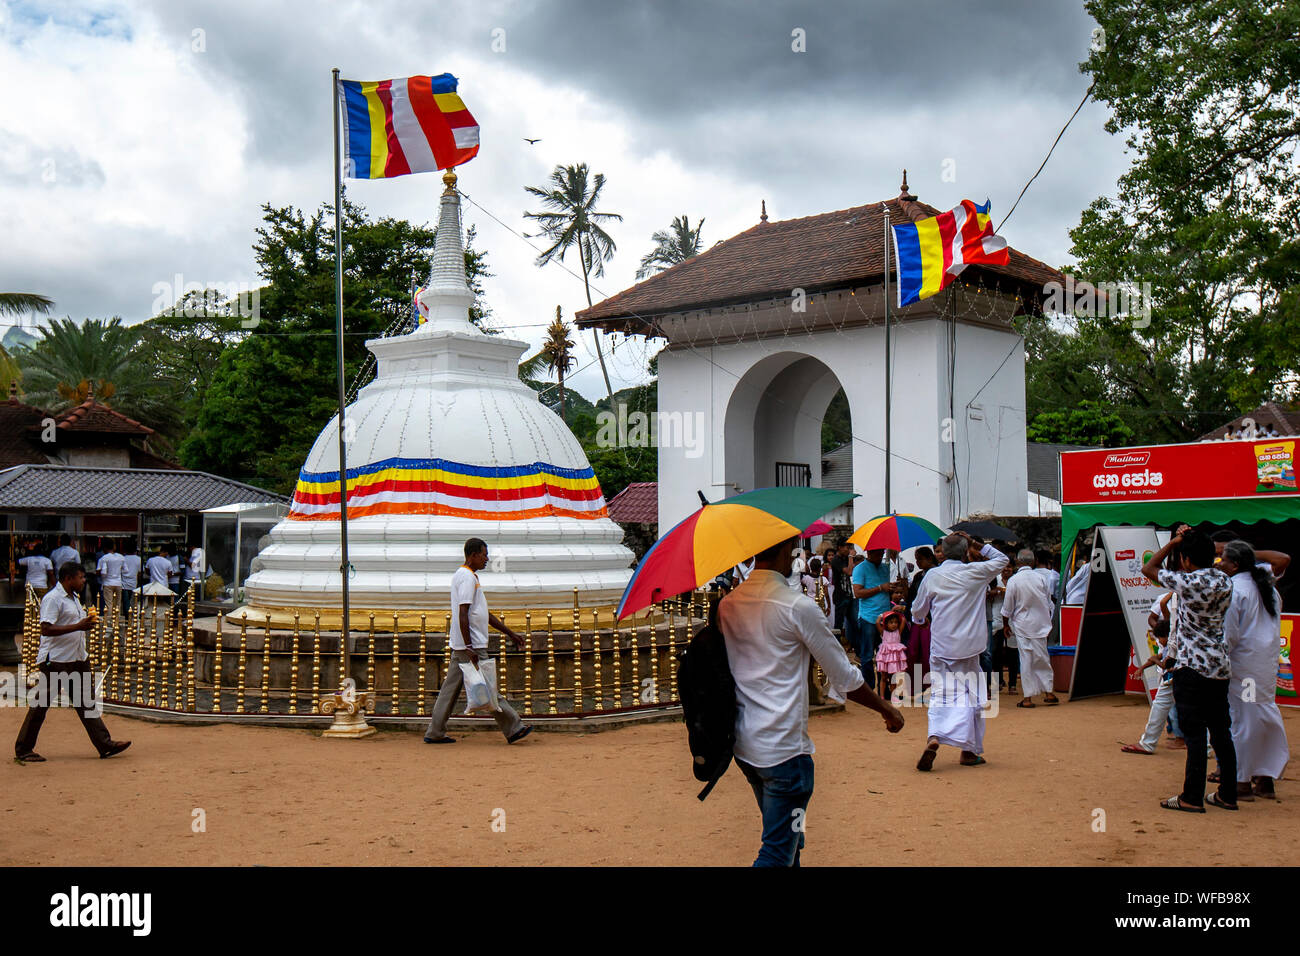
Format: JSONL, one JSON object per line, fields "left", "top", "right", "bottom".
{"left": 874, "top": 603, "right": 909, "bottom": 699}
{"left": 1120, "top": 618, "right": 1182, "bottom": 755}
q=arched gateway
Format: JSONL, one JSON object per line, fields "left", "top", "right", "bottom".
{"left": 577, "top": 176, "right": 1066, "bottom": 533}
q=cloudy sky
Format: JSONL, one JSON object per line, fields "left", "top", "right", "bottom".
{"left": 1, "top": 0, "right": 1130, "bottom": 399}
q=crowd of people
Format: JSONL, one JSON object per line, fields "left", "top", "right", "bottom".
{"left": 11, "top": 534, "right": 205, "bottom": 610}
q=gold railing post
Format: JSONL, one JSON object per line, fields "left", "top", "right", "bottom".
{"left": 523, "top": 612, "right": 533, "bottom": 716}
{"left": 236, "top": 618, "right": 248, "bottom": 714}
{"left": 146, "top": 614, "right": 158, "bottom": 708}
{"left": 630, "top": 611, "right": 641, "bottom": 706}
{"left": 311, "top": 612, "right": 322, "bottom": 714}
{"left": 290, "top": 613, "right": 301, "bottom": 716}
{"left": 668, "top": 598, "right": 679, "bottom": 703}
{"left": 498, "top": 624, "right": 508, "bottom": 712}
{"left": 366, "top": 613, "right": 377, "bottom": 706}
{"left": 546, "top": 612, "right": 557, "bottom": 715}
{"left": 571, "top": 598, "right": 583, "bottom": 715}
{"left": 649, "top": 608, "right": 660, "bottom": 704}
{"left": 442, "top": 613, "right": 451, "bottom": 692}
{"left": 337, "top": 615, "right": 347, "bottom": 694}
{"left": 391, "top": 613, "right": 401, "bottom": 716}
{"left": 418, "top": 613, "right": 428, "bottom": 716}
{"left": 261, "top": 614, "right": 272, "bottom": 715}
{"left": 185, "top": 605, "right": 196, "bottom": 712}
{"left": 591, "top": 609, "right": 602, "bottom": 711}
{"left": 158, "top": 615, "right": 170, "bottom": 709}
{"left": 612, "top": 612, "right": 622, "bottom": 708}
{"left": 213, "top": 613, "right": 224, "bottom": 713}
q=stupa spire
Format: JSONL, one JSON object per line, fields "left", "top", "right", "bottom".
{"left": 414, "top": 167, "right": 477, "bottom": 335}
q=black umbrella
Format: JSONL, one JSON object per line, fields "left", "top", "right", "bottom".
{"left": 949, "top": 520, "right": 1020, "bottom": 542}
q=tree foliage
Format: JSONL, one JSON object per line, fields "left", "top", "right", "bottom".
{"left": 636, "top": 215, "right": 705, "bottom": 279}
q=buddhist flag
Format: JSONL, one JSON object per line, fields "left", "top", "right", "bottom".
{"left": 891, "top": 199, "right": 1010, "bottom": 307}
{"left": 338, "top": 73, "right": 479, "bottom": 179}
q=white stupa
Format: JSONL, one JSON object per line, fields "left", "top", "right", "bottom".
{"left": 240, "top": 170, "right": 634, "bottom": 622}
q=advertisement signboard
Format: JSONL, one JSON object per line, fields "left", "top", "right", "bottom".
{"left": 1097, "top": 526, "right": 1163, "bottom": 698}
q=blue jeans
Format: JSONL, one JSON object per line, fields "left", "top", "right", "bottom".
{"left": 736, "top": 755, "right": 815, "bottom": 867}
{"left": 856, "top": 621, "right": 880, "bottom": 684}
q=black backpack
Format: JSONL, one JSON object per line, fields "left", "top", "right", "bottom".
{"left": 676, "top": 599, "right": 737, "bottom": 801}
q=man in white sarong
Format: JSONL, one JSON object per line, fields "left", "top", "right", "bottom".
{"left": 1219, "top": 540, "right": 1290, "bottom": 800}
{"left": 1002, "top": 549, "right": 1059, "bottom": 707}
{"left": 911, "top": 532, "right": 1009, "bottom": 770}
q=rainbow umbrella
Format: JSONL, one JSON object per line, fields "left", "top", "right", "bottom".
{"left": 847, "top": 513, "right": 947, "bottom": 551}
{"left": 615, "top": 487, "right": 857, "bottom": 619}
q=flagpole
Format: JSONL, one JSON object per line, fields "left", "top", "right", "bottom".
{"left": 331, "top": 67, "right": 352, "bottom": 680}
{"left": 882, "top": 203, "right": 892, "bottom": 516}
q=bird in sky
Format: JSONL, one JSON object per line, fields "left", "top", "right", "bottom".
{"left": 523, "top": 137, "right": 541, "bottom": 145}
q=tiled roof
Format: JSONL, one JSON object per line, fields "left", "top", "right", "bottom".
{"left": 0, "top": 465, "right": 286, "bottom": 512}
{"left": 45, "top": 399, "right": 153, "bottom": 436}
{"left": 1198, "top": 401, "right": 1300, "bottom": 441}
{"left": 577, "top": 191, "right": 1066, "bottom": 330}
{"left": 0, "top": 397, "right": 52, "bottom": 469}
{"left": 1026, "top": 441, "right": 1096, "bottom": 500}
{"left": 820, "top": 442, "right": 853, "bottom": 494}
{"left": 606, "top": 481, "right": 658, "bottom": 524}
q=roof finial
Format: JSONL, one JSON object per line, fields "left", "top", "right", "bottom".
{"left": 442, "top": 166, "right": 458, "bottom": 194}
{"left": 899, "top": 169, "right": 916, "bottom": 201}
{"left": 760, "top": 199, "right": 768, "bottom": 223}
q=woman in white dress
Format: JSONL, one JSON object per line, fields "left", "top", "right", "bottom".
{"left": 1218, "top": 540, "right": 1289, "bottom": 800}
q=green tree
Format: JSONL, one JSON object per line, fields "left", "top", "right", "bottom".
{"left": 524, "top": 163, "right": 623, "bottom": 400}
{"left": 180, "top": 197, "right": 490, "bottom": 493}
{"left": 0, "top": 292, "right": 53, "bottom": 317}
{"left": 539, "top": 305, "right": 576, "bottom": 424}
{"left": 18, "top": 317, "right": 177, "bottom": 429}
{"left": 1026, "top": 399, "right": 1134, "bottom": 447}
{"left": 636, "top": 215, "right": 705, "bottom": 279}
{"left": 1050, "top": 0, "right": 1300, "bottom": 443}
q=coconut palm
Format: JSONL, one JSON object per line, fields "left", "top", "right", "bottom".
{"left": 0, "top": 292, "right": 54, "bottom": 317}
{"left": 524, "top": 163, "right": 622, "bottom": 399}
{"left": 636, "top": 215, "right": 705, "bottom": 279}
{"left": 539, "top": 306, "right": 576, "bottom": 424}
{"left": 18, "top": 317, "right": 176, "bottom": 429}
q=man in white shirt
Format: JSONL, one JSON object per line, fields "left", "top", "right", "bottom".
{"left": 186, "top": 546, "right": 205, "bottom": 593}
{"left": 49, "top": 535, "right": 80, "bottom": 576}
{"left": 1034, "top": 549, "right": 1061, "bottom": 605}
{"left": 14, "top": 563, "right": 131, "bottom": 762}
{"left": 719, "top": 535, "right": 904, "bottom": 866}
{"left": 121, "top": 542, "right": 142, "bottom": 613}
{"left": 1064, "top": 561, "right": 1091, "bottom": 604}
{"left": 910, "top": 532, "right": 1009, "bottom": 771}
{"left": 1003, "top": 550, "right": 1059, "bottom": 707}
{"left": 424, "top": 537, "right": 531, "bottom": 745}
{"left": 17, "top": 549, "right": 54, "bottom": 596}
{"left": 145, "top": 546, "right": 173, "bottom": 587}
{"left": 96, "top": 540, "right": 125, "bottom": 626}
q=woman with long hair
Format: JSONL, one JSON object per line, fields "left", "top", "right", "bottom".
{"left": 1218, "top": 539, "right": 1290, "bottom": 800}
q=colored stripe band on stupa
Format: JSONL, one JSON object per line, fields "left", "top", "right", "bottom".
{"left": 288, "top": 456, "right": 608, "bottom": 521}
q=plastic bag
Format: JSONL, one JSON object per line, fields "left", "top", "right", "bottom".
{"left": 460, "top": 659, "right": 501, "bottom": 715}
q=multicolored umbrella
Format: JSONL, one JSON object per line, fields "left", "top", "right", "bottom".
{"left": 800, "top": 519, "right": 835, "bottom": 537}
{"left": 847, "top": 513, "right": 947, "bottom": 551}
{"left": 615, "top": 487, "right": 857, "bottom": 619}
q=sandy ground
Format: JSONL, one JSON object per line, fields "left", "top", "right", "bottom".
{"left": 2, "top": 687, "right": 1296, "bottom": 866}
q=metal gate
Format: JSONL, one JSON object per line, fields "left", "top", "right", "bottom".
{"left": 774, "top": 461, "right": 812, "bottom": 487}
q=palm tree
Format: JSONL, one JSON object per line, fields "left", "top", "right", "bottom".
{"left": 636, "top": 215, "right": 705, "bottom": 279}
{"left": 539, "top": 306, "right": 576, "bottom": 424}
{"left": 524, "top": 163, "right": 622, "bottom": 400}
{"left": 18, "top": 317, "right": 175, "bottom": 429}
{"left": 0, "top": 292, "right": 54, "bottom": 317}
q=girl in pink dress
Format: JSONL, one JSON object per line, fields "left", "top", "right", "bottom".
{"left": 874, "top": 604, "right": 909, "bottom": 699}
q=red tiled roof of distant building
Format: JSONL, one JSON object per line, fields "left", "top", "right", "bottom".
{"left": 576, "top": 185, "right": 1065, "bottom": 331}
{"left": 42, "top": 399, "right": 154, "bottom": 436}
{"left": 0, "top": 396, "right": 52, "bottom": 469}
{"left": 606, "top": 482, "right": 658, "bottom": 524}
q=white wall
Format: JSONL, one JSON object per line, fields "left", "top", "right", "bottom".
{"left": 656, "top": 304, "right": 1026, "bottom": 532}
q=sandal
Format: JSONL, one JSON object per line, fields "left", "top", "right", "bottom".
{"left": 1017, "top": 699, "right": 1035, "bottom": 708}
{"left": 1121, "top": 743, "right": 1154, "bottom": 754}
{"left": 14, "top": 752, "right": 46, "bottom": 763}
{"left": 1160, "top": 795, "right": 1205, "bottom": 813}
{"left": 916, "top": 743, "right": 939, "bottom": 772}
{"left": 959, "top": 752, "right": 987, "bottom": 766}
{"left": 1207, "top": 770, "right": 1221, "bottom": 784}
{"left": 1043, "top": 694, "right": 1060, "bottom": 705}
{"left": 1205, "top": 792, "right": 1238, "bottom": 811}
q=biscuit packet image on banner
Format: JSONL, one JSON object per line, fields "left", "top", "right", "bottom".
{"left": 1254, "top": 440, "right": 1296, "bottom": 492}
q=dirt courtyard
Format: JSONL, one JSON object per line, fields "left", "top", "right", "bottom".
{"left": 2, "top": 689, "right": 1296, "bottom": 867}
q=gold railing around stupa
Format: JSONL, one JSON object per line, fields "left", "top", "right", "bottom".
{"left": 16, "top": 584, "right": 726, "bottom": 722}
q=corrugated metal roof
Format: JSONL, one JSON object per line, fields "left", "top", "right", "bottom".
{"left": 0, "top": 464, "right": 286, "bottom": 512}
{"left": 820, "top": 442, "right": 853, "bottom": 494}
{"left": 1026, "top": 442, "right": 1095, "bottom": 500}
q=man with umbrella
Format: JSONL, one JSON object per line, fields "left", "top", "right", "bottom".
{"left": 911, "top": 531, "right": 1009, "bottom": 771}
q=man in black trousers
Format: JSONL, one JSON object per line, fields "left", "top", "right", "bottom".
{"left": 1141, "top": 525, "right": 1237, "bottom": 812}
{"left": 14, "top": 563, "right": 131, "bottom": 763}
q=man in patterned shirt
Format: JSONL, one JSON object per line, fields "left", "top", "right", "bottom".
{"left": 1142, "top": 525, "right": 1237, "bottom": 812}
